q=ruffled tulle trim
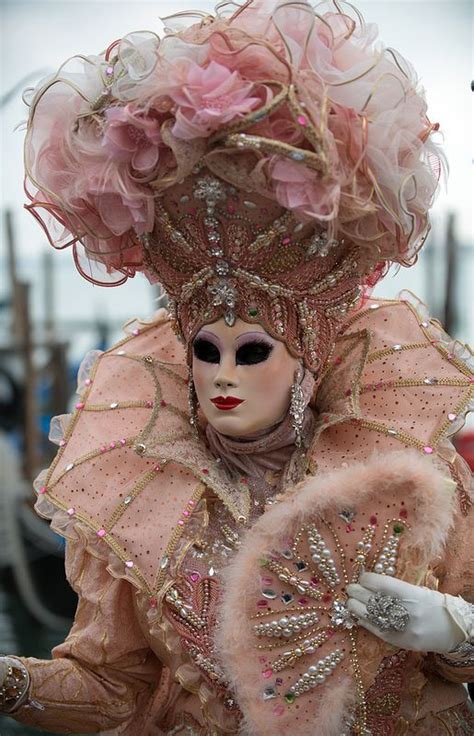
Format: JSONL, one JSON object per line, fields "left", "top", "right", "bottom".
{"left": 143, "top": 592, "right": 236, "bottom": 731}
{"left": 33, "top": 492, "right": 142, "bottom": 592}
{"left": 399, "top": 290, "right": 473, "bottom": 508}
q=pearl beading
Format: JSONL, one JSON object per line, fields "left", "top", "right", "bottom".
{"left": 253, "top": 611, "right": 320, "bottom": 638}
{"left": 307, "top": 525, "right": 341, "bottom": 588}
{"left": 285, "top": 649, "right": 344, "bottom": 700}
{"left": 260, "top": 558, "right": 323, "bottom": 599}
{"left": 165, "top": 586, "right": 205, "bottom": 629}
{"left": 271, "top": 630, "right": 331, "bottom": 672}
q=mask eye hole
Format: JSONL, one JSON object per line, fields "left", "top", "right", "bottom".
{"left": 192, "top": 338, "right": 220, "bottom": 364}
{"left": 236, "top": 340, "right": 273, "bottom": 366}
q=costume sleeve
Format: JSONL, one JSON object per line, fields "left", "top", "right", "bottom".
{"left": 8, "top": 540, "right": 164, "bottom": 734}
{"left": 427, "top": 498, "right": 474, "bottom": 684}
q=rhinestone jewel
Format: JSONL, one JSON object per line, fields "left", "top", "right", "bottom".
{"left": 330, "top": 599, "right": 357, "bottom": 629}
{"left": 306, "top": 231, "right": 339, "bottom": 258}
{"left": 194, "top": 176, "right": 227, "bottom": 206}
{"left": 224, "top": 310, "right": 236, "bottom": 327}
{"left": 263, "top": 687, "right": 277, "bottom": 700}
{"left": 281, "top": 593, "right": 294, "bottom": 605}
{"left": 338, "top": 509, "right": 356, "bottom": 524}
{"left": 262, "top": 588, "right": 278, "bottom": 599}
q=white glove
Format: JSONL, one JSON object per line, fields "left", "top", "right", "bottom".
{"left": 346, "top": 572, "right": 468, "bottom": 654}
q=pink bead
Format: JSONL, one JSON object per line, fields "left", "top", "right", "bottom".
{"left": 448, "top": 413, "right": 457, "bottom": 421}
{"left": 178, "top": 519, "right": 185, "bottom": 526}
{"left": 297, "top": 114, "right": 308, "bottom": 126}
{"left": 39, "top": 486, "right": 47, "bottom": 494}
{"left": 75, "top": 402, "right": 84, "bottom": 410}
{"left": 67, "top": 507, "right": 75, "bottom": 516}
{"left": 153, "top": 465, "right": 161, "bottom": 472}
{"left": 85, "top": 378, "right": 92, "bottom": 386}
{"left": 202, "top": 468, "right": 209, "bottom": 475}
{"left": 106, "top": 66, "right": 114, "bottom": 76}
{"left": 282, "top": 237, "right": 291, "bottom": 244}
{"left": 188, "top": 499, "right": 196, "bottom": 506}
{"left": 149, "top": 596, "right": 158, "bottom": 608}
{"left": 160, "top": 399, "right": 167, "bottom": 407}
{"left": 310, "top": 576, "right": 319, "bottom": 585}
{"left": 261, "top": 576, "right": 273, "bottom": 585}
{"left": 183, "top": 510, "right": 190, "bottom": 517}
{"left": 189, "top": 572, "right": 201, "bottom": 583}
{"left": 257, "top": 600, "right": 268, "bottom": 609}
{"left": 297, "top": 597, "right": 308, "bottom": 605}
{"left": 146, "top": 400, "right": 153, "bottom": 408}
{"left": 423, "top": 446, "right": 434, "bottom": 454}
{"left": 97, "top": 528, "right": 106, "bottom": 537}
{"left": 273, "top": 705, "right": 285, "bottom": 716}
{"left": 132, "top": 328, "right": 139, "bottom": 336}
{"left": 59, "top": 439, "right": 66, "bottom": 447}
{"left": 101, "top": 445, "right": 107, "bottom": 453}
{"left": 370, "top": 515, "right": 378, "bottom": 526}
{"left": 125, "top": 560, "right": 134, "bottom": 568}
{"left": 120, "top": 438, "right": 126, "bottom": 446}
{"left": 109, "top": 442, "right": 116, "bottom": 449}
{"left": 262, "top": 668, "right": 273, "bottom": 679}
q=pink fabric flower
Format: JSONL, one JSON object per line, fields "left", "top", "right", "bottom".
{"left": 270, "top": 158, "right": 340, "bottom": 221}
{"left": 165, "top": 60, "right": 261, "bottom": 140}
{"left": 102, "top": 104, "right": 161, "bottom": 173}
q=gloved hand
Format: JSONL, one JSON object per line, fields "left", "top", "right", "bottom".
{"left": 346, "top": 572, "right": 468, "bottom": 654}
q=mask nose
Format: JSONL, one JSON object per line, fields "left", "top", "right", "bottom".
{"left": 213, "top": 354, "right": 238, "bottom": 390}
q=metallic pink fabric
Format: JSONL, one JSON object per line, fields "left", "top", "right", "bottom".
{"left": 5, "top": 295, "right": 473, "bottom": 735}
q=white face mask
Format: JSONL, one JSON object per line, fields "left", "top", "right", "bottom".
{"left": 191, "top": 317, "right": 300, "bottom": 437}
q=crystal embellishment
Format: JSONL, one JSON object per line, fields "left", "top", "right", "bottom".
{"left": 330, "top": 599, "right": 357, "bottom": 629}
{"left": 306, "top": 231, "right": 340, "bottom": 258}
{"left": 194, "top": 176, "right": 227, "bottom": 209}
{"left": 263, "top": 686, "right": 277, "bottom": 700}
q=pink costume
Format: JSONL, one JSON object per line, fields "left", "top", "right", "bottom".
{"left": 3, "top": 1, "right": 474, "bottom": 734}
{"left": 6, "top": 295, "right": 474, "bottom": 735}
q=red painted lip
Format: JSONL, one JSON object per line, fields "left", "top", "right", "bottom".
{"left": 210, "top": 396, "right": 244, "bottom": 410}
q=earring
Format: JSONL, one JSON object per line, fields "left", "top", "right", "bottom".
{"left": 187, "top": 367, "right": 199, "bottom": 433}
{"left": 289, "top": 365, "right": 305, "bottom": 448}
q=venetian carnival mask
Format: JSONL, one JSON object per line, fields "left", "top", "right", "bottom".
{"left": 192, "top": 317, "right": 300, "bottom": 436}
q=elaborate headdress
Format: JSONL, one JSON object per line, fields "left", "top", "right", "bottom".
{"left": 22, "top": 0, "right": 445, "bottom": 374}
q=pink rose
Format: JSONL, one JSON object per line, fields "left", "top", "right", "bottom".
{"left": 270, "top": 158, "right": 340, "bottom": 221}
{"left": 102, "top": 104, "right": 161, "bottom": 173}
{"left": 165, "top": 60, "right": 261, "bottom": 140}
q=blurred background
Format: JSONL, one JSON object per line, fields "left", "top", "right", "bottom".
{"left": 0, "top": 1, "right": 473, "bottom": 733}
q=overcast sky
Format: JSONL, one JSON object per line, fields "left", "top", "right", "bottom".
{"left": 0, "top": 1, "right": 472, "bottom": 343}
